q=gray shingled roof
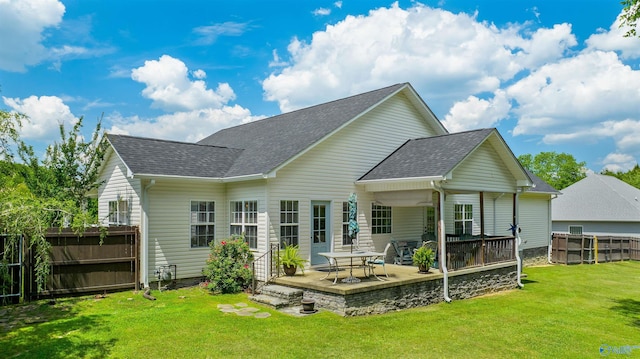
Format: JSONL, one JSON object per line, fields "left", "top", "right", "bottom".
{"left": 107, "top": 134, "right": 243, "bottom": 178}
{"left": 525, "top": 169, "right": 559, "bottom": 194}
{"left": 197, "top": 83, "right": 408, "bottom": 177}
{"left": 359, "top": 128, "right": 496, "bottom": 180}
{"left": 552, "top": 174, "right": 640, "bottom": 222}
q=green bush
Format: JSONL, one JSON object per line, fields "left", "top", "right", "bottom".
{"left": 202, "top": 237, "right": 254, "bottom": 294}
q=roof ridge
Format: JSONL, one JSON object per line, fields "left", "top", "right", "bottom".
{"left": 201, "top": 83, "right": 408, "bottom": 137}
{"left": 108, "top": 133, "right": 238, "bottom": 150}
{"left": 596, "top": 174, "right": 640, "bottom": 209}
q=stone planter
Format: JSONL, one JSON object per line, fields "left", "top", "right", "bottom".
{"left": 300, "top": 298, "right": 317, "bottom": 314}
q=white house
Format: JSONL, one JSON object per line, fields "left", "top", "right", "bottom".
{"left": 96, "top": 83, "right": 554, "bottom": 287}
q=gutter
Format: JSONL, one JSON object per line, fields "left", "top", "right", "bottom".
{"left": 142, "top": 179, "right": 156, "bottom": 287}
{"left": 435, "top": 184, "right": 452, "bottom": 303}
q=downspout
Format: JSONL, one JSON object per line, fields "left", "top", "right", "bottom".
{"left": 514, "top": 190, "right": 524, "bottom": 288}
{"left": 435, "top": 184, "right": 452, "bottom": 303}
{"left": 142, "top": 179, "right": 156, "bottom": 288}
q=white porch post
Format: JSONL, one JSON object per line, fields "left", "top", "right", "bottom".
{"left": 436, "top": 186, "right": 452, "bottom": 302}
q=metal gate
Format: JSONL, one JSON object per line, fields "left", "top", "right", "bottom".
{"left": 0, "top": 235, "right": 22, "bottom": 305}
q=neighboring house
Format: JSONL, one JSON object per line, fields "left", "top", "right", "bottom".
{"left": 553, "top": 173, "right": 640, "bottom": 236}
{"left": 96, "top": 83, "right": 554, "bottom": 287}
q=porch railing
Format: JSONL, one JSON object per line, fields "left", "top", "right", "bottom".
{"left": 445, "top": 236, "right": 515, "bottom": 270}
{"left": 251, "top": 243, "right": 280, "bottom": 294}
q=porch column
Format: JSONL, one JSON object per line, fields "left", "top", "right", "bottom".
{"left": 479, "top": 192, "right": 485, "bottom": 240}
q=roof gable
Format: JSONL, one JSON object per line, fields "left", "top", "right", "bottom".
{"left": 198, "top": 83, "right": 446, "bottom": 177}
{"left": 553, "top": 174, "right": 640, "bottom": 221}
{"left": 106, "top": 134, "right": 243, "bottom": 179}
{"left": 359, "top": 128, "right": 500, "bottom": 181}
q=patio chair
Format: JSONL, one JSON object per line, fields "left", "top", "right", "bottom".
{"left": 391, "top": 239, "right": 414, "bottom": 265}
{"left": 367, "top": 242, "right": 391, "bottom": 279}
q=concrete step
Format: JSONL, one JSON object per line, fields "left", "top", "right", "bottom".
{"left": 248, "top": 294, "right": 292, "bottom": 309}
{"left": 249, "top": 284, "right": 304, "bottom": 309}
{"left": 259, "top": 284, "right": 303, "bottom": 301}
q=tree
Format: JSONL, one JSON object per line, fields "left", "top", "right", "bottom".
{"left": 602, "top": 164, "right": 640, "bottom": 189}
{"left": 518, "top": 152, "right": 586, "bottom": 190}
{"left": 620, "top": 0, "right": 640, "bottom": 38}
{"left": 17, "top": 116, "right": 106, "bottom": 219}
{"left": 0, "top": 110, "right": 24, "bottom": 160}
{"left": 0, "top": 111, "right": 106, "bottom": 293}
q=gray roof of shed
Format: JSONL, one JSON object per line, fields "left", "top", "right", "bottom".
{"left": 106, "top": 134, "right": 243, "bottom": 178}
{"left": 197, "top": 83, "right": 412, "bottom": 177}
{"left": 359, "top": 128, "right": 496, "bottom": 180}
{"left": 552, "top": 174, "right": 640, "bottom": 222}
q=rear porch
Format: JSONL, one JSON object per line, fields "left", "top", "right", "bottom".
{"left": 272, "top": 261, "right": 518, "bottom": 316}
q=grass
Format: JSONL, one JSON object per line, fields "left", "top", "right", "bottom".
{"left": 2, "top": 262, "right": 640, "bottom": 358}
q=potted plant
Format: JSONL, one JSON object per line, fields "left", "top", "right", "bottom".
{"left": 279, "top": 243, "right": 307, "bottom": 276}
{"left": 412, "top": 246, "right": 435, "bottom": 273}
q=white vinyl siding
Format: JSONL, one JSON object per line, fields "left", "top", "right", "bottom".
{"left": 519, "top": 194, "right": 552, "bottom": 251}
{"left": 448, "top": 141, "right": 517, "bottom": 193}
{"left": 266, "top": 93, "right": 440, "bottom": 254}
{"left": 147, "top": 180, "right": 226, "bottom": 281}
{"left": 97, "top": 150, "right": 141, "bottom": 226}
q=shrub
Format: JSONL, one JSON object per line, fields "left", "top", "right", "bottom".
{"left": 202, "top": 237, "right": 254, "bottom": 294}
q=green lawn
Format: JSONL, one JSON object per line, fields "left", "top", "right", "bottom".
{"left": 2, "top": 262, "right": 640, "bottom": 358}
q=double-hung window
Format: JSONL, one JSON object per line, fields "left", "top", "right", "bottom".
{"left": 280, "top": 200, "right": 299, "bottom": 247}
{"left": 108, "top": 200, "right": 129, "bottom": 225}
{"left": 454, "top": 204, "right": 473, "bottom": 235}
{"left": 190, "top": 201, "right": 215, "bottom": 248}
{"left": 371, "top": 204, "right": 392, "bottom": 234}
{"left": 342, "top": 202, "right": 352, "bottom": 245}
{"left": 230, "top": 200, "right": 258, "bottom": 249}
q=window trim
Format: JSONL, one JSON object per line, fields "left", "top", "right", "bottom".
{"left": 568, "top": 225, "right": 583, "bottom": 235}
{"left": 190, "top": 200, "right": 215, "bottom": 248}
{"left": 280, "top": 200, "right": 299, "bottom": 248}
{"left": 108, "top": 199, "right": 129, "bottom": 225}
{"left": 454, "top": 203, "right": 473, "bottom": 235}
{"left": 371, "top": 203, "right": 392, "bottom": 234}
{"left": 230, "top": 200, "right": 258, "bottom": 250}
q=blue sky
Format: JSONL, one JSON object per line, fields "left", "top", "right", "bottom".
{"left": 1, "top": 0, "right": 639, "bottom": 173}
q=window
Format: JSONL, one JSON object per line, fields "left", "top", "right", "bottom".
{"left": 371, "top": 204, "right": 392, "bottom": 234}
{"left": 190, "top": 201, "right": 215, "bottom": 248}
{"left": 280, "top": 201, "right": 299, "bottom": 247}
{"left": 454, "top": 204, "right": 473, "bottom": 235}
{"left": 569, "top": 225, "right": 583, "bottom": 235}
{"left": 425, "top": 206, "right": 436, "bottom": 237}
{"left": 342, "top": 202, "right": 352, "bottom": 245}
{"left": 230, "top": 200, "right": 258, "bottom": 249}
{"left": 108, "top": 200, "right": 129, "bottom": 225}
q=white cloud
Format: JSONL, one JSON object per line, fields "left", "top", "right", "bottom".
{"left": 107, "top": 55, "right": 262, "bottom": 142}
{"left": 106, "top": 106, "right": 264, "bottom": 143}
{"left": 262, "top": 3, "right": 577, "bottom": 113}
{"left": 0, "top": 0, "right": 65, "bottom": 72}
{"left": 334, "top": 1, "right": 343, "bottom": 9}
{"left": 509, "top": 51, "right": 640, "bottom": 137}
{"left": 585, "top": 12, "right": 640, "bottom": 59}
{"left": 2, "top": 95, "right": 76, "bottom": 140}
{"left": 601, "top": 152, "right": 637, "bottom": 172}
{"left": 192, "top": 21, "right": 250, "bottom": 45}
{"left": 131, "top": 55, "right": 236, "bottom": 112}
{"left": 313, "top": 8, "right": 331, "bottom": 16}
{"left": 442, "top": 90, "right": 511, "bottom": 132}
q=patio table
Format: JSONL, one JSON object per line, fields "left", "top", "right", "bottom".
{"left": 318, "top": 251, "right": 384, "bottom": 284}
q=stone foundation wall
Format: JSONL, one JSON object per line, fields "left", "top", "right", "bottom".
{"left": 522, "top": 246, "right": 550, "bottom": 267}
{"left": 303, "top": 264, "right": 518, "bottom": 316}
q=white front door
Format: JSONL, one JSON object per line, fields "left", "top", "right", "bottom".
{"left": 310, "top": 201, "right": 331, "bottom": 265}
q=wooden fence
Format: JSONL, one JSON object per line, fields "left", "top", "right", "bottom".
{"left": 551, "top": 233, "right": 640, "bottom": 264}
{"left": 0, "top": 226, "right": 139, "bottom": 303}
